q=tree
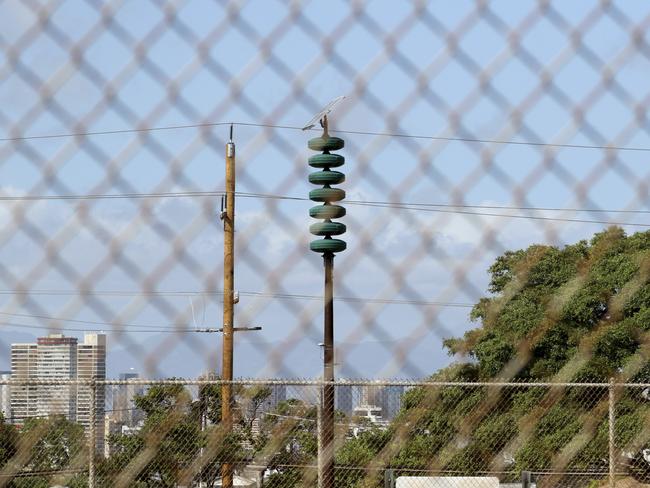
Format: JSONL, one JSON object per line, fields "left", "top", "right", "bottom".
{"left": 20, "top": 415, "right": 86, "bottom": 473}
{"left": 334, "top": 228, "right": 650, "bottom": 486}
{"left": 445, "top": 227, "right": 650, "bottom": 382}
{"left": 96, "top": 383, "right": 200, "bottom": 486}
{"left": 192, "top": 372, "right": 222, "bottom": 425}
{"left": 261, "top": 399, "right": 318, "bottom": 488}
{"left": 236, "top": 385, "right": 271, "bottom": 451}
{"left": 0, "top": 412, "right": 17, "bottom": 468}
{"left": 98, "top": 378, "right": 247, "bottom": 487}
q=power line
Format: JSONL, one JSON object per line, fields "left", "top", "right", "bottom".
{"left": 0, "top": 289, "right": 474, "bottom": 307}
{"left": 0, "top": 122, "right": 231, "bottom": 142}
{"left": 0, "top": 290, "right": 474, "bottom": 334}
{"left": 0, "top": 318, "right": 451, "bottom": 344}
{"left": 342, "top": 200, "right": 650, "bottom": 228}
{"left": 2, "top": 120, "right": 650, "bottom": 153}
{"left": 237, "top": 193, "right": 650, "bottom": 226}
{"left": 239, "top": 290, "right": 473, "bottom": 308}
{"left": 238, "top": 192, "right": 650, "bottom": 227}
{"left": 0, "top": 191, "right": 224, "bottom": 201}
{"left": 0, "top": 320, "right": 194, "bottom": 333}
{"left": 343, "top": 197, "right": 650, "bottom": 215}
{"left": 0, "top": 189, "right": 649, "bottom": 227}
{"left": 0, "top": 310, "right": 184, "bottom": 330}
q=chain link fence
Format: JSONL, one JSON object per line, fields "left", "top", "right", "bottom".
{"left": 3, "top": 0, "right": 650, "bottom": 487}
{"left": 4, "top": 379, "right": 650, "bottom": 487}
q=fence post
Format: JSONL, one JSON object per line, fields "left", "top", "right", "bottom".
{"left": 384, "top": 468, "right": 395, "bottom": 488}
{"left": 521, "top": 470, "right": 531, "bottom": 488}
{"left": 609, "top": 377, "right": 615, "bottom": 488}
{"left": 317, "top": 382, "right": 323, "bottom": 488}
{"left": 89, "top": 379, "right": 96, "bottom": 488}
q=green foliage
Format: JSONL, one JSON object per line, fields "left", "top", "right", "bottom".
{"left": 335, "top": 427, "right": 391, "bottom": 487}
{"left": 21, "top": 415, "right": 86, "bottom": 472}
{"left": 0, "top": 413, "right": 17, "bottom": 468}
{"left": 259, "top": 398, "right": 318, "bottom": 488}
{"left": 449, "top": 227, "right": 650, "bottom": 381}
{"left": 97, "top": 380, "right": 246, "bottom": 487}
{"left": 393, "top": 228, "right": 650, "bottom": 484}
{"left": 194, "top": 373, "right": 223, "bottom": 424}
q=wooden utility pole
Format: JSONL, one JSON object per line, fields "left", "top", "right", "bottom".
{"left": 221, "top": 126, "right": 235, "bottom": 488}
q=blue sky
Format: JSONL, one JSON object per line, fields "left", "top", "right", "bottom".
{"left": 1, "top": 0, "right": 650, "bottom": 379}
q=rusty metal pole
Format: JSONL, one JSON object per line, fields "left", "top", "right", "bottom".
{"left": 221, "top": 127, "right": 235, "bottom": 488}
{"left": 322, "top": 252, "right": 335, "bottom": 488}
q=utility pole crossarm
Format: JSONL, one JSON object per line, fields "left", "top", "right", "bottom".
{"left": 193, "top": 326, "right": 262, "bottom": 333}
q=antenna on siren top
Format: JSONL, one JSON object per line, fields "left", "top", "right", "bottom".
{"left": 301, "top": 96, "right": 347, "bottom": 134}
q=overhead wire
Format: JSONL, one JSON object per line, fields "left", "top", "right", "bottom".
{"left": 2, "top": 120, "right": 650, "bottom": 152}
{"left": 0, "top": 289, "right": 474, "bottom": 335}
{"left": 0, "top": 318, "right": 450, "bottom": 344}
{"left": 0, "top": 320, "right": 193, "bottom": 333}
{"left": 0, "top": 310, "right": 184, "bottom": 330}
{"left": 0, "top": 288, "right": 473, "bottom": 307}
{"left": 0, "top": 189, "right": 648, "bottom": 227}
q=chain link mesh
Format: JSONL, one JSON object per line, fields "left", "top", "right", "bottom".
{"left": 2, "top": 0, "right": 650, "bottom": 486}
{"left": 5, "top": 379, "right": 650, "bottom": 487}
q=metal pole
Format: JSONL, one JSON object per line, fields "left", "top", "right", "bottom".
{"left": 89, "top": 380, "right": 96, "bottom": 488}
{"left": 307, "top": 107, "right": 346, "bottom": 488}
{"left": 321, "top": 252, "right": 335, "bottom": 488}
{"left": 221, "top": 130, "right": 236, "bottom": 488}
{"left": 384, "top": 469, "right": 395, "bottom": 488}
{"left": 521, "top": 470, "right": 531, "bottom": 488}
{"left": 609, "top": 378, "right": 615, "bottom": 488}
{"left": 317, "top": 383, "right": 323, "bottom": 488}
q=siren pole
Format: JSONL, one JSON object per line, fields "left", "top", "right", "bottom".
{"left": 308, "top": 114, "right": 346, "bottom": 488}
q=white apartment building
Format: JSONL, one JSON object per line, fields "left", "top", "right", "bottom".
{"left": 10, "top": 333, "right": 106, "bottom": 452}
{"left": 109, "top": 372, "right": 144, "bottom": 427}
{"left": 10, "top": 343, "right": 38, "bottom": 423}
{"left": 0, "top": 371, "right": 10, "bottom": 421}
{"left": 35, "top": 334, "right": 78, "bottom": 420}
{"left": 77, "top": 334, "right": 107, "bottom": 454}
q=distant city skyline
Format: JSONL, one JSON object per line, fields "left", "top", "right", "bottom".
{"left": 9, "top": 333, "right": 106, "bottom": 452}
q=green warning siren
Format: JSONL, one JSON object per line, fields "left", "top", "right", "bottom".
{"left": 305, "top": 98, "right": 347, "bottom": 254}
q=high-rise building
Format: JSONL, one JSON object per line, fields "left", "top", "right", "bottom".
{"left": 380, "top": 385, "right": 405, "bottom": 420}
{"left": 9, "top": 333, "right": 106, "bottom": 453}
{"left": 351, "top": 383, "right": 405, "bottom": 421}
{"left": 0, "top": 371, "right": 10, "bottom": 421}
{"left": 358, "top": 383, "right": 383, "bottom": 407}
{"left": 335, "top": 383, "right": 353, "bottom": 415}
{"left": 260, "top": 384, "right": 287, "bottom": 413}
{"left": 109, "top": 372, "right": 144, "bottom": 427}
{"left": 77, "top": 334, "right": 107, "bottom": 454}
{"left": 35, "top": 335, "right": 78, "bottom": 420}
{"left": 10, "top": 343, "right": 38, "bottom": 423}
